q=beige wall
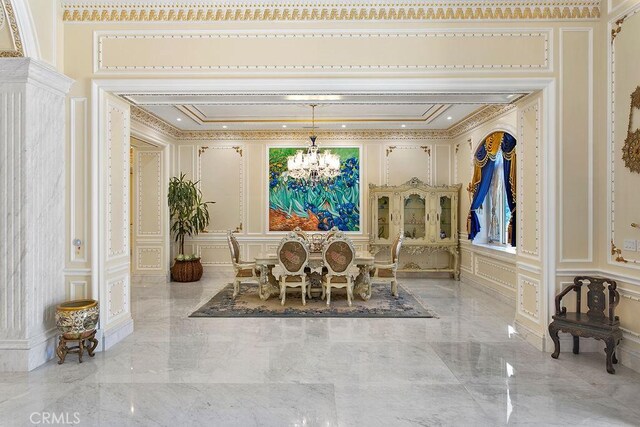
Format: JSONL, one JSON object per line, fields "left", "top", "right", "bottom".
{"left": 174, "top": 135, "right": 451, "bottom": 267}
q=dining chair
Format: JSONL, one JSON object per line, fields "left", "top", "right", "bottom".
{"left": 321, "top": 232, "right": 356, "bottom": 306}
{"left": 277, "top": 232, "right": 310, "bottom": 306}
{"left": 370, "top": 232, "right": 404, "bottom": 297}
{"left": 227, "top": 231, "right": 260, "bottom": 298}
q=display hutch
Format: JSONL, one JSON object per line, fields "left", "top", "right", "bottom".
{"left": 369, "top": 177, "right": 461, "bottom": 279}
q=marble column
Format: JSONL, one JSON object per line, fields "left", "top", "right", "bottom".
{"left": 0, "top": 58, "right": 73, "bottom": 371}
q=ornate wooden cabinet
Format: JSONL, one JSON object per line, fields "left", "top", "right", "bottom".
{"left": 369, "top": 177, "right": 461, "bottom": 279}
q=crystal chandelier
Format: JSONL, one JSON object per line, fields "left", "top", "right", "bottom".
{"left": 286, "top": 104, "right": 341, "bottom": 184}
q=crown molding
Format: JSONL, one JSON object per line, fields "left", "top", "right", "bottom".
{"left": 131, "top": 103, "right": 515, "bottom": 141}
{"left": 0, "top": 0, "right": 24, "bottom": 57}
{"left": 62, "top": 0, "right": 600, "bottom": 22}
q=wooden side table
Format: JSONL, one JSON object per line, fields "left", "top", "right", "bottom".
{"left": 56, "top": 331, "right": 98, "bottom": 364}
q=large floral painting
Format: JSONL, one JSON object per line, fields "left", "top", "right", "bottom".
{"left": 269, "top": 147, "right": 360, "bottom": 232}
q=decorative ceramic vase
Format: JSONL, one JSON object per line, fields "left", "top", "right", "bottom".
{"left": 171, "top": 259, "right": 204, "bottom": 282}
{"left": 55, "top": 300, "right": 99, "bottom": 339}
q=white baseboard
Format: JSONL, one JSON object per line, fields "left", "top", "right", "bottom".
{"left": 131, "top": 274, "right": 169, "bottom": 285}
{"left": 0, "top": 329, "right": 58, "bottom": 372}
{"left": 99, "top": 318, "right": 134, "bottom": 351}
{"left": 460, "top": 273, "right": 516, "bottom": 305}
{"left": 514, "top": 319, "right": 546, "bottom": 351}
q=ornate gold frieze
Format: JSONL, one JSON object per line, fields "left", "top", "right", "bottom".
{"left": 61, "top": 1, "right": 601, "bottom": 22}
{"left": 622, "top": 86, "right": 640, "bottom": 174}
{"left": 0, "top": 0, "right": 24, "bottom": 57}
{"left": 447, "top": 104, "right": 517, "bottom": 138}
{"left": 611, "top": 15, "right": 626, "bottom": 43}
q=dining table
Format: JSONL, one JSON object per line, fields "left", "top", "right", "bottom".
{"left": 254, "top": 251, "right": 375, "bottom": 301}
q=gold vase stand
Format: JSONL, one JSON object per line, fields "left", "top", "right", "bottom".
{"left": 56, "top": 331, "right": 98, "bottom": 364}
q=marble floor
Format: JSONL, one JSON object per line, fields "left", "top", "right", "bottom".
{"left": 1, "top": 278, "right": 640, "bottom": 426}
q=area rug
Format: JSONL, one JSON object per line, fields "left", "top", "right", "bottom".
{"left": 189, "top": 283, "right": 437, "bottom": 318}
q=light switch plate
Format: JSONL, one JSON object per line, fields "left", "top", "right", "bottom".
{"left": 623, "top": 239, "right": 637, "bottom": 251}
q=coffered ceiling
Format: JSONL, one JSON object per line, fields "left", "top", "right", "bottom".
{"left": 122, "top": 92, "right": 524, "bottom": 131}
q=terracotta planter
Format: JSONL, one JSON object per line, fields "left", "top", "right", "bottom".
{"left": 171, "top": 259, "right": 204, "bottom": 282}
{"left": 55, "top": 299, "right": 99, "bottom": 339}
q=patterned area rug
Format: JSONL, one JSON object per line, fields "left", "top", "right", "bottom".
{"left": 190, "top": 283, "right": 437, "bottom": 318}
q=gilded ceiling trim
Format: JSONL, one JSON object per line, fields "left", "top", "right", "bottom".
{"left": 0, "top": 0, "right": 24, "bottom": 57}
{"left": 62, "top": 1, "right": 601, "bottom": 22}
{"left": 131, "top": 103, "right": 515, "bottom": 141}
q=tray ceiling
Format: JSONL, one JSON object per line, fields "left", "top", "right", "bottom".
{"left": 122, "top": 92, "right": 524, "bottom": 131}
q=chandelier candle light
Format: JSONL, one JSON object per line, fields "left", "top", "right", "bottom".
{"left": 287, "top": 104, "right": 341, "bottom": 185}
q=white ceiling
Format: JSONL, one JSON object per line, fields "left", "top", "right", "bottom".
{"left": 121, "top": 92, "right": 524, "bottom": 131}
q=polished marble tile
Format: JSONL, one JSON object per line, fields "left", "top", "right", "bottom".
{"left": 1, "top": 277, "right": 639, "bottom": 426}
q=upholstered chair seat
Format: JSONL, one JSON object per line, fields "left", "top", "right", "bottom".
{"left": 227, "top": 231, "right": 260, "bottom": 298}
{"left": 370, "top": 233, "right": 404, "bottom": 297}
{"left": 277, "top": 233, "right": 310, "bottom": 306}
{"left": 321, "top": 232, "right": 356, "bottom": 306}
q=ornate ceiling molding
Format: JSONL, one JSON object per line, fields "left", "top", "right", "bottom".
{"left": 447, "top": 104, "right": 517, "bottom": 138}
{"left": 62, "top": 1, "right": 600, "bottom": 22}
{"left": 131, "top": 102, "right": 516, "bottom": 141}
{"left": 0, "top": 0, "right": 24, "bottom": 57}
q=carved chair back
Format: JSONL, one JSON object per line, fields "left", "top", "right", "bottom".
{"left": 292, "top": 226, "right": 309, "bottom": 242}
{"left": 391, "top": 232, "right": 404, "bottom": 264}
{"left": 322, "top": 232, "right": 356, "bottom": 275}
{"left": 277, "top": 232, "right": 310, "bottom": 276}
{"left": 227, "top": 231, "right": 241, "bottom": 265}
{"left": 555, "top": 276, "right": 620, "bottom": 325}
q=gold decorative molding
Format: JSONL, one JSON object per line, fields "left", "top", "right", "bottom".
{"left": 447, "top": 104, "right": 517, "bottom": 138}
{"left": 232, "top": 146, "right": 243, "bottom": 157}
{"left": 632, "top": 223, "right": 639, "bottom": 229}
{"left": 622, "top": 86, "right": 640, "bottom": 174}
{"left": 61, "top": 1, "right": 601, "bottom": 22}
{"left": 198, "top": 146, "right": 209, "bottom": 156}
{"left": 386, "top": 146, "right": 397, "bottom": 157}
{"left": 611, "top": 240, "right": 628, "bottom": 263}
{"left": 611, "top": 15, "right": 626, "bottom": 43}
{"left": 0, "top": 0, "right": 24, "bottom": 57}
{"left": 420, "top": 146, "right": 431, "bottom": 156}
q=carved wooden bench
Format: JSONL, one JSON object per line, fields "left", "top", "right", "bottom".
{"left": 548, "top": 276, "right": 622, "bottom": 374}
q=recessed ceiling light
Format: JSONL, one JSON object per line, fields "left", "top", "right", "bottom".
{"left": 341, "top": 124, "right": 346, "bottom": 128}
{"left": 282, "top": 125, "right": 287, "bottom": 128}
{"left": 401, "top": 124, "right": 406, "bottom": 128}
{"left": 222, "top": 125, "right": 228, "bottom": 129}
{"left": 176, "top": 118, "right": 182, "bottom": 121}
{"left": 447, "top": 116, "right": 453, "bottom": 120}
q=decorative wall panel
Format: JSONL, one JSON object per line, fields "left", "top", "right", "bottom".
{"left": 106, "top": 102, "right": 129, "bottom": 260}
{"left": 559, "top": 29, "right": 592, "bottom": 263}
{"left": 136, "top": 247, "right": 162, "bottom": 270}
{"left": 385, "top": 144, "right": 431, "bottom": 185}
{"left": 94, "top": 30, "right": 551, "bottom": 74}
{"left": 518, "top": 98, "right": 541, "bottom": 260}
{"left": 197, "top": 145, "right": 243, "bottom": 233}
{"left": 136, "top": 151, "right": 161, "bottom": 236}
{"left": 518, "top": 274, "right": 541, "bottom": 322}
{"left": 107, "top": 275, "right": 129, "bottom": 322}
{"left": 609, "top": 6, "right": 640, "bottom": 267}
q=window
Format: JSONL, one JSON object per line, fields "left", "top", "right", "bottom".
{"left": 486, "top": 151, "right": 512, "bottom": 246}
{"left": 468, "top": 130, "right": 516, "bottom": 249}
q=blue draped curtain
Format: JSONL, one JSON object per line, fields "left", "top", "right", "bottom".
{"left": 501, "top": 133, "right": 517, "bottom": 246}
{"left": 468, "top": 143, "right": 497, "bottom": 240}
{"left": 467, "top": 131, "right": 517, "bottom": 246}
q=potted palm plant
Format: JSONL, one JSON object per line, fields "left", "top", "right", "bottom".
{"left": 168, "top": 173, "right": 214, "bottom": 282}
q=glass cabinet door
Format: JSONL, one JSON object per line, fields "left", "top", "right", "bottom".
{"left": 438, "top": 194, "right": 453, "bottom": 241}
{"left": 377, "top": 195, "right": 391, "bottom": 240}
{"left": 403, "top": 193, "right": 426, "bottom": 240}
